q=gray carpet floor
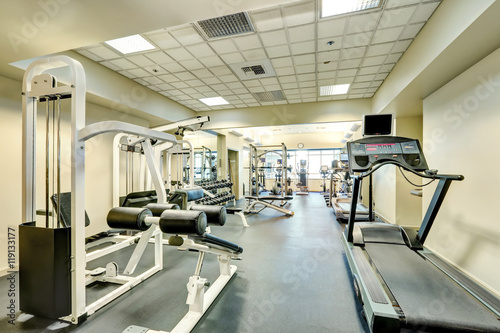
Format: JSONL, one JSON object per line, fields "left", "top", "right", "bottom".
{"left": 0, "top": 193, "right": 369, "bottom": 332}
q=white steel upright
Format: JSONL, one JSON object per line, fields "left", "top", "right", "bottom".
{"left": 22, "top": 55, "right": 87, "bottom": 323}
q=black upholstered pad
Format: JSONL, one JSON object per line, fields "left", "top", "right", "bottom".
{"left": 191, "top": 233, "right": 243, "bottom": 254}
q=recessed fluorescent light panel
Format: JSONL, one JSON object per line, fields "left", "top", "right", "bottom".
{"left": 320, "top": 84, "right": 350, "bottom": 96}
{"left": 105, "top": 34, "right": 155, "bottom": 54}
{"left": 199, "top": 96, "right": 230, "bottom": 106}
{"left": 321, "top": 0, "right": 382, "bottom": 18}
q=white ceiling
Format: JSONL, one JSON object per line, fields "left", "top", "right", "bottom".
{"left": 75, "top": 0, "right": 441, "bottom": 112}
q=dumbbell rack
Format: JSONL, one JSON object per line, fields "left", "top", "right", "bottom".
{"left": 194, "top": 179, "right": 235, "bottom": 205}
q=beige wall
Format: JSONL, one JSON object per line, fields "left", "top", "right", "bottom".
{"left": 423, "top": 47, "right": 500, "bottom": 295}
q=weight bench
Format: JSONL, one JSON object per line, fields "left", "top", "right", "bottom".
{"left": 227, "top": 207, "right": 249, "bottom": 227}
{"left": 108, "top": 202, "right": 242, "bottom": 333}
{"left": 244, "top": 195, "right": 294, "bottom": 216}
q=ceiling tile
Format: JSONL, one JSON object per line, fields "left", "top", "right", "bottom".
{"left": 259, "top": 77, "right": 279, "bottom": 86}
{"left": 142, "top": 76, "right": 163, "bottom": 85}
{"left": 147, "top": 31, "right": 181, "bottom": 49}
{"left": 317, "top": 62, "right": 338, "bottom": 72}
{"left": 298, "top": 81, "right": 315, "bottom": 88}
{"left": 118, "top": 70, "right": 136, "bottom": 79}
{"left": 185, "top": 43, "right": 216, "bottom": 58}
{"left": 366, "top": 87, "right": 378, "bottom": 93}
{"left": 242, "top": 48, "right": 267, "bottom": 61}
{"left": 288, "top": 24, "right": 315, "bottom": 43}
{"left": 348, "top": 94, "right": 364, "bottom": 99}
{"left": 349, "top": 88, "right": 367, "bottom": 95}
{"left": 101, "top": 61, "right": 120, "bottom": 71}
{"left": 362, "top": 55, "right": 386, "bottom": 66}
{"left": 192, "top": 68, "right": 214, "bottom": 79}
{"left": 232, "top": 88, "right": 249, "bottom": 94}
{"left": 293, "top": 54, "right": 315, "bottom": 66}
{"left": 271, "top": 57, "right": 293, "bottom": 68}
{"left": 275, "top": 67, "right": 295, "bottom": 76}
{"left": 346, "top": 12, "right": 382, "bottom": 34}
{"left": 145, "top": 51, "right": 174, "bottom": 65}
{"left": 400, "top": 22, "right": 425, "bottom": 39}
{"left": 233, "top": 34, "right": 262, "bottom": 51}
{"left": 260, "top": 30, "right": 288, "bottom": 47}
{"left": 165, "top": 48, "right": 194, "bottom": 61}
{"left": 279, "top": 75, "right": 297, "bottom": 84}
{"left": 246, "top": 102, "right": 261, "bottom": 107}
{"left": 336, "top": 76, "right": 354, "bottom": 84}
{"left": 385, "top": 53, "right": 402, "bottom": 63}
{"left": 148, "top": 85, "right": 161, "bottom": 92}
{"left": 178, "top": 59, "right": 204, "bottom": 71}
{"left": 339, "top": 58, "right": 362, "bottom": 69}
{"left": 127, "top": 54, "right": 156, "bottom": 67}
{"left": 211, "top": 83, "right": 228, "bottom": 91}
{"left": 87, "top": 46, "right": 120, "bottom": 60}
{"left": 371, "top": 80, "right": 383, "bottom": 87}
{"left": 108, "top": 58, "right": 136, "bottom": 70}
{"left": 128, "top": 68, "right": 150, "bottom": 78}
{"left": 355, "top": 74, "right": 376, "bottom": 82}
{"left": 218, "top": 74, "right": 239, "bottom": 83}
{"left": 158, "top": 74, "right": 179, "bottom": 83}
{"left": 385, "top": 0, "right": 421, "bottom": 8}
{"left": 358, "top": 65, "right": 380, "bottom": 75}
{"left": 410, "top": 2, "right": 440, "bottom": 23}
{"left": 297, "top": 73, "right": 315, "bottom": 82}
{"left": 302, "top": 98, "right": 317, "bottom": 102}
{"left": 318, "top": 71, "right": 335, "bottom": 79}
{"left": 379, "top": 63, "right": 396, "bottom": 73}
{"left": 317, "top": 50, "right": 340, "bottom": 63}
{"left": 379, "top": 6, "right": 418, "bottom": 28}
{"left": 156, "top": 83, "right": 174, "bottom": 90}
{"left": 174, "top": 71, "right": 197, "bottom": 81}
{"left": 266, "top": 45, "right": 291, "bottom": 58}
{"left": 338, "top": 69, "right": 358, "bottom": 77}
{"left": 263, "top": 84, "right": 281, "bottom": 91}
{"left": 220, "top": 52, "right": 246, "bottom": 64}
{"left": 161, "top": 62, "right": 185, "bottom": 73}
{"left": 317, "top": 18, "right": 346, "bottom": 38}
{"left": 170, "top": 81, "right": 190, "bottom": 89}
{"left": 317, "top": 79, "right": 334, "bottom": 87}
{"left": 185, "top": 79, "right": 205, "bottom": 87}
{"left": 251, "top": 8, "right": 284, "bottom": 32}
{"left": 225, "top": 81, "right": 245, "bottom": 89}
{"left": 301, "top": 87, "right": 316, "bottom": 94}
{"left": 243, "top": 80, "right": 262, "bottom": 87}
{"left": 341, "top": 46, "right": 367, "bottom": 60}
{"left": 282, "top": 83, "right": 298, "bottom": 90}
{"left": 168, "top": 25, "right": 205, "bottom": 45}
{"left": 351, "top": 82, "right": 371, "bottom": 89}
{"left": 301, "top": 92, "right": 316, "bottom": 98}
{"left": 375, "top": 73, "right": 388, "bottom": 80}
{"left": 366, "top": 42, "right": 395, "bottom": 57}
{"left": 283, "top": 1, "right": 315, "bottom": 27}
{"left": 290, "top": 41, "right": 315, "bottom": 55}
{"left": 210, "top": 66, "right": 233, "bottom": 76}
{"left": 180, "top": 87, "right": 198, "bottom": 95}
{"left": 372, "top": 26, "right": 404, "bottom": 44}
{"left": 196, "top": 86, "right": 214, "bottom": 93}
{"left": 392, "top": 39, "right": 412, "bottom": 53}
{"left": 295, "top": 64, "right": 316, "bottom": 74}
{"left": 248, "top": 86, "right": 266, "bottom": 93}
{"left": 342, "top": 33, "right": 372, "bottom": 48}
{"left": 198, "top": 56, "right": 225, "bottom": 67}
{"left": 209, "top": 39, "right": 238, "bottom": 54}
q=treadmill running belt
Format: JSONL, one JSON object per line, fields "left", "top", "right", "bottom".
{"left": 365, "top": 243, "right": 500, "bottom": 332}
{"left": 338, "top": 202, "right": 369, "bottom": 215}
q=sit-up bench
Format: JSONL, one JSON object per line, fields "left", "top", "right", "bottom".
{"left": 244, "top": 195, "right": 294, "bottom": 216}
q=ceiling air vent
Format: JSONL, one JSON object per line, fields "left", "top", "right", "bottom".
{"left": 229, "top": 59, "right": 277, "bottom": 80}
{"left": 194, "top": 12, "right": 254, "bottom": 40}
{"left": 253, "top": 90, "right": 286, "bottom": 102}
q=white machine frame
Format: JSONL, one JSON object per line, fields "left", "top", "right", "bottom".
{"left": 21, "top": 56, "right": 176, "bottom": 324}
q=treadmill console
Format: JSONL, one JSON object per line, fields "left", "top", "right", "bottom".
{"left": 347, "top": 136, "right": 428, "bottom": 172}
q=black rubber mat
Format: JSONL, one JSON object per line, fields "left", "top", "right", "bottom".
{"left": 365, "top": 243, "right": 500, "bottom": 332}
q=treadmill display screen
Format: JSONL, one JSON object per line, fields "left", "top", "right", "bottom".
{"left": 365, "top": 143, "right": 402, "bottom": 154}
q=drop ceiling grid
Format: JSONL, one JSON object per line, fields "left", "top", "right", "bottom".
{"left": 75, "top": 0, "right": 442, "bottom": 111}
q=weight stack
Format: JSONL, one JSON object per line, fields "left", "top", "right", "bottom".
{"left": 19, "top": 222, "right": 71, "bottom": 319}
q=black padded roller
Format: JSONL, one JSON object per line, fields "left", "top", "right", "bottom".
{"left": 107, "top": 207, "right": 152, "bottom": 231}
{"left": 190, "top": 205, "right": 227, "bottom": 226}
{"left": 145, "top": 203, "right": 180, "bottom": 216}
{"left": 159, "top": 210, "right": 207, "bottom": 236}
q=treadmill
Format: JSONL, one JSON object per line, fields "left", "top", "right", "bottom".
{"left": 332, "top": 172, "right": 374, "bottom": 223}
{"left": 342, "top": 136, "right": 500, "bottom": 333}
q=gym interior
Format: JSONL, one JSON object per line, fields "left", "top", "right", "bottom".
{"left": 1, "top": 1, "right": 500, "bottom": 332}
